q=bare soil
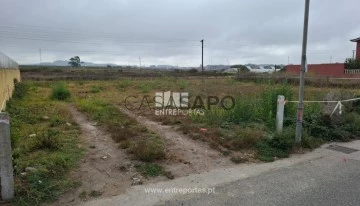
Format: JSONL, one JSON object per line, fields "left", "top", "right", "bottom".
{"left": 53, "top": 106, "right": 143, "bottom": 205}
{"left": 117, "top": 106, "right": 232, "bottom": 177}
{"left": 54, "top": 104, "right": 232, "bottom": 205}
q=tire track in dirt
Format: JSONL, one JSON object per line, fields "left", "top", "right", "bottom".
{"left": 116, "top": 106, "right": 232, "bottom": 177}
{"left": 53, "top": 106, "right": 140, "bottom": 206}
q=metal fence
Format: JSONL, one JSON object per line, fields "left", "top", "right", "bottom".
{"left": 344, "top": 69, "right": 360, "bottom": 74}
{"left": 0, "top": 52, "right": 18, "bottom": 69}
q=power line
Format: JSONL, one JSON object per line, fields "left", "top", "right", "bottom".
{"left": 0, "top": 24, "right": 199, "bottom": 43}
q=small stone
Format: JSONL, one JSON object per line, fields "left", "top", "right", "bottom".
{"left": 25, "top": 167, "right": 37, "bottom": 173}
{"left": 66, "top": 122, "right": 72, "bottom": 126}
{"left": 199, "top": 128, "right": 208, "bottom": 132}
{"left": 29, "top": 134, "right": 36, "bottom": 138}
{"left": 101, "top": 155, "right": 108, "bottom": 160}
{"left": 20, "top": 172, "right": 27, "bottom": 177}
{"left": 131, "top": 177, "right": 143, "bottom": 185}
{"left": 41, "top": 116, "right": 50, "bottom": 120}
{"left": 164, "top": 171, "right": 175, "bottom": 179}
{"left": 91, "top": 122, "right": 98, "bottom": 126}
{"left": 118, "top": 165, "right": 128, "bottom": 172}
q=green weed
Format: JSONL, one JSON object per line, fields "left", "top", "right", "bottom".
{"left": 6, "top": 81, "right": 82, "bottom": 206}
{"left": 137, "top": 163, "right": 164, "bottom": 177}
{"left": 116, "top": 80, "right": 131, "bottom": 89}
{"left": 51, "top": 82, "right": 71, "bottom": 101}
{"left": 90, "top": 85, "right": 103, "bottom": 93}
{"left": 178, "top": 80, "right": 188, "bottom": 89}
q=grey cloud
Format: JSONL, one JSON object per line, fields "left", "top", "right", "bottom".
{"left": 0, "top": 0, "right": 359, "bottom": 66}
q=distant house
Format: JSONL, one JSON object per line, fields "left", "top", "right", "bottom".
{"left": 286, "top": 37, "right": 360, "bottom": 78}
{"left": 245, "top": 64, "right": 276, "bottom": 73}
{"left": 206, "top": 65, "right": 230, "bottom": 71}
{"left": 222, "top": 68, "right": 238, "bottom": 74}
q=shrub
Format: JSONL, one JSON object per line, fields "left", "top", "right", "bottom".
{"left": 345, "top": 58, "right": 360, "bottom": 70}
{"left": 188, "top": 68, "right": 198, "bottom": 73}
{"left": 138, "top": 83, "right": 152, "bottom": 93}
{"left": 178, "top": 80, "right": 188, "bottom": 89}
{"left": 340, "top": 112, "right": 360, "bottom": 137}
{"left": 270, "top": 127, "right": 295, "bottom": 150}
{"left": 116, "top": 80, "right": 131, "bottom": 89}
{"left": 32, "top": 129, "right": 61, "bottom": 151}
{"left": 90, "top": 85, "right": 103, "bottom": 93}
{"left": 349, "top": 96, "right": 360, "bottom": 113}
{"left": 301, "top": 132, "right": 323, "bottom": 149}
{"left": 137, "top": 163, "right": 163, "bottom": 177}
{"left": 51, "top": 82, "right": 71, "bottom": 100}
{"left": 130, "top": 136, "right": 165, "bottom": 162}
{"left": 226, "top": 97, "right": 260, "bottom": 124}
{"left": 11, "top": 82, "right": 29, "bottom": 100}
{"left": 256, "top": 141, "right": 289, "bottom": 162}
{"left": 256, "top": 127, "right": 295, "bottom": 162}
{"left": 226, "top": 127, "right": 264, "bottom": 150}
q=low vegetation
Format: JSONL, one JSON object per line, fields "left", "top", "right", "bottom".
{"left": 101, "top": 78, "right": 360, "bottom": 162}
{"left": 345, "top": 58, "right": 360, "bottom": 70}
{"left": 137, "top": 163, "right": 164, "bottom": 177}
{"left": 75, "top": 98, "right": 166, "bottom": 162}
{"left": 6, "top": 77, "right": 360, "bottom": 205}
{"left": 6, "top": 82, "right": 82, "bottom": 205}
{"left": 50, "top": 82, "right": 71, "bottom": 100}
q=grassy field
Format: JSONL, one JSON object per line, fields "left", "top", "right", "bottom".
{"left": 6, "top": 82, "right": 83, "bottom": 205}
{"left": 5, "top": 77, "right": 360, "bottom": 205}
{"left": 66, "top": 77, "right": 360, "bottom": 162}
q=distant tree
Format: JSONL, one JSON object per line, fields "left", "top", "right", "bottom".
{"left": 106, "top": 64, "right": 112, "bottom": 68}
{"left": 68, "top": 56, "right": 81, "bottom": 67}
{"left": 275, "top": 65, "right": 285, "bottom": 72}
{"left": 188, "top": 68, "right": 199, "bottom": 73}
{"left": 231, "top": 64, "right": 250, "bottom": 73}
{"left": 345, "top": 58, "right": 360, "bottom": 70}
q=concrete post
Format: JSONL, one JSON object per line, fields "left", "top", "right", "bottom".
{"left": 276, "top": 95, "right": 285, "bottom": 133}
{"left": 0, "top": 113, "right": 14, "bottom": 201}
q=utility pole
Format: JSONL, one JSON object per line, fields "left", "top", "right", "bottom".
{"left": 39, "top": 48, "right": 42, "bottom": 65}
{"left": 295, "top": 0, "right": 310, "bottom": 143}
{"left": 201, "top": 39, "right": 204, "bottom": 74}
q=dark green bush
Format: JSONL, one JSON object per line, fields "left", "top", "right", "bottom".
{"left": 256, "top": 127, "right": 295, "bottom": 162}
{"left": 11, "top": 82, "right": 29, "bottom": 100}
{"left": 138, "top": 163, "right": 163, "bottom": 177}
{"left": 51, "top": 82, "right": 71, "bottom": 100}
{"left": 345, "top": 58, "right": 360, "bottom": 70}
{"left": 340, "top": 112, "right": 360, "bottom": 137}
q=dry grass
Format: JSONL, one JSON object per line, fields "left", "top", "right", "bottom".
{"left": 66, "top": 78, "right": 360, "bottom": 162}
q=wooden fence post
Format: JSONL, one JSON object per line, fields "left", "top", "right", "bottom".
{"left": 0, "top": 112, "right": 14, "bottom": 201}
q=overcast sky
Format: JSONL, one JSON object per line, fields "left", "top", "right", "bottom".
{"left": 0, "top": 0, "right": 359, "bottom": 66}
